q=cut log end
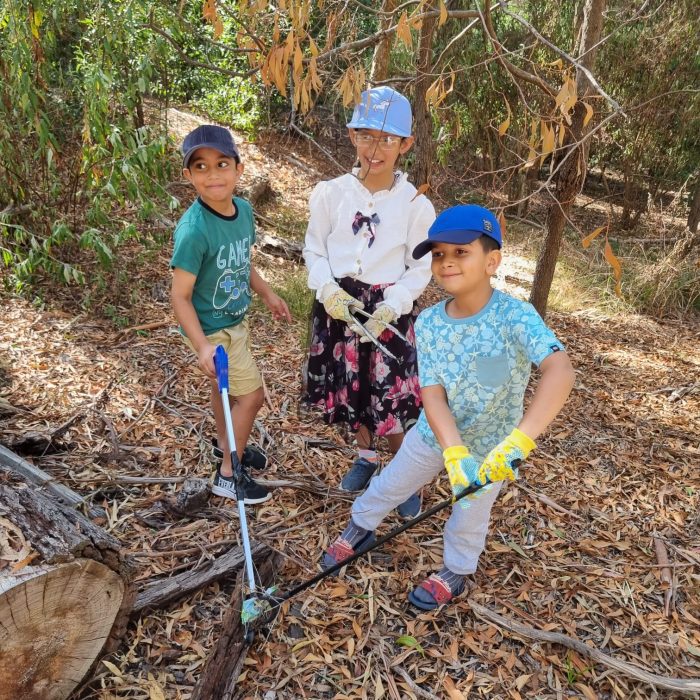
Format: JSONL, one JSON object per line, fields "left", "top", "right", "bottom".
{"left": 0, "top": 559, "right": 125, "bottom": 700}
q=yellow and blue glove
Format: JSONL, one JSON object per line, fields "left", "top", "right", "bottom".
{"left": 477, "top": 428, "right": 536, "bottom": 484}
{"left": 443, "top": 445, "right": 481, "bottom": 499}
{"left": 323, "top": 288, "right": 364, "bottom": 324}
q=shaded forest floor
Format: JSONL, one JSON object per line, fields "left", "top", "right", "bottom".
{"left": 1, "top": 110, "right": 699, "bottom": 699}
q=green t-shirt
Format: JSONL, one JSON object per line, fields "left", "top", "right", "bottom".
{"left": 170, "top": 197, "right": 256, "bottom": 334}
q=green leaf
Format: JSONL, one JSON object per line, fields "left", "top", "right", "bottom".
{"left": 506, "top": 540, "right": 530, "bottom": 559}
{"left": 396, "top": 635, "right": 425, "bottom": 657}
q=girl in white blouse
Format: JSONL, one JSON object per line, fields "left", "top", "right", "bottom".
{"left": 302, "top": 86, "right": 436, "bottom": 518}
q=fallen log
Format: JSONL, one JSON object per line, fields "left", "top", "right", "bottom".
{"left": 191, "top": 554, "right": 280, "bottom": 700}
{"left": 0, "top": 465, "right": 133, "bottom": 700}
{"left": 133, "top": 541, "right": 267, "bottom": 614}
{"left": 0, "top": 443, "right": 105, "bottom": 518}
{"left": 255, "top": 231, "right": 303, "bottom": 261}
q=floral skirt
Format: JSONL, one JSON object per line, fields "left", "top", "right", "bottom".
{"left": 303, "top": 277, "right": 422, "bottom": 436}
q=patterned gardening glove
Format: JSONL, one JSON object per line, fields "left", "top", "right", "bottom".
{"left": 323, "top": 288, "right": 364, "bottom": 324}
{"left": 356, "top": 304, "right": 397, "bottom": 343}
{"left": 477, "top": 428, "right": 536, "bottom": 484}
{"left": 443, "top": 445, "right": 481, "bottom": 499}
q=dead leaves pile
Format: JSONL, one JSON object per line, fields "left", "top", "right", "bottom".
{"left": 0, "top": 134, "right": 698, "bottom": 699}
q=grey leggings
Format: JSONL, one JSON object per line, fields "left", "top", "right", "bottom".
{"left": 351, "top": 426, "right": 502, "bottom": 575}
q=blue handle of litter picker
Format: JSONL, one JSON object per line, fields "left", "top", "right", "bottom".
{"left": 214, "top": 345, "right": 229, "bottom": 393}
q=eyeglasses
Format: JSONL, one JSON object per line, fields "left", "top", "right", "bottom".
{"left": 354, "top": 133, "right": 403, "bottom": 149}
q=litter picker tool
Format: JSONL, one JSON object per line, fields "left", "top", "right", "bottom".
{"left": 242, "top": 469, "right": 519, "bottom": 630}
{"left": 347, "top": 307, "right": 409, "bottom": 361}
{"left": 213, "top": 345, "right": 275, "bottom": 643}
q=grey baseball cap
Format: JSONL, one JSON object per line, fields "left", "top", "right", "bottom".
{"left": 181, "top": 125, "right": 240, "bottom": 169}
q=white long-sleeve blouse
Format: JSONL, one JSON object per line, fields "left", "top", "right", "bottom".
{"left": 302, "top": 170, "right": 436, "bottom": 316}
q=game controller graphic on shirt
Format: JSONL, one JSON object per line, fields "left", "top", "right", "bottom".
{"left": 213, "top": 267, "right": 251, "bottom": 311}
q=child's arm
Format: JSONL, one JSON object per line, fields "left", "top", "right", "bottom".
{"left": 302, "top": 182, "right": 334, "bottom": 295}
{"left": 422, "top": 384, "right": 483, "bottom": 496}
{"left": 517, "top": 351, "right": 575, "bottom": 440}
{"left": 421, "top": 384, "right": 462, "bottom": 450}
{"left": 171, "top": 268, "right": 217, "bottom": 378}
{"left": 250, "top": 266, "right": 292, "bottom": 322}
{"left": 477, "top": 351, "right": 575, "bottom": 484}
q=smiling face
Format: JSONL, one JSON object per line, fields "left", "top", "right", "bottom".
{"left": 183, "top": 147, "right": 244, "bottom": 214}
{"left": 349, "top": 128, "right": 414, "bottom": 189}
{"left": 430, "top": 239, "right": 501, "bottom": 299}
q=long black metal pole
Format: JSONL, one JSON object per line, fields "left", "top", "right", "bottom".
{"left": 267, "top": 478, "right": 493, "bottom": 607}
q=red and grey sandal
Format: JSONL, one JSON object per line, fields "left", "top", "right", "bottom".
{"left": 408, "top": 572, "right": 465, "bottom": 610}
{"left": 321, "top": 530, "right": 376, "bottom": 571}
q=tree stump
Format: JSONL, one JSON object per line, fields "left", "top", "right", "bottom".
{"left": 0, "top": 464, "right": 133, "bottom": 700}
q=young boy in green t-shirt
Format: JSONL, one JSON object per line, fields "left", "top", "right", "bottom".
{"left": 171, "top": 125, "right": 291, "bottom": 504}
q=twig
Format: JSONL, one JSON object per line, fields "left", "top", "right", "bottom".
{"left": 391, "top": 666, "right": 440, "bottom": 700}
{"left": 469, "top": 601, "right": 700, "bottom": 694}
{"left": 258, "top": 477, "right": 352, "bottom": 500}
{"left": 118, "top": 319, "right": 171, "bottom": 334}
{"left": 71, "top": 475, "right": 188, "bottom": 485}
{"left": 653, "top": 534, "right": 674, "bottom": 618}
{"left": 289, "top": 123, "right": 346, "bottom": 175}
{"left": 378, "top": 640, "right": 403, "bottom": 700}
{"left": 118, "top": 371, "right": 177, "bottom": 440}
{"left": 515, "top": 481, "right": 584, "bottom": 521}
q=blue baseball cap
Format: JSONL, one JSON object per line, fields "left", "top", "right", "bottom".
{"left": 346, "top": 86, "right": 412, "bottom": 137}
{"left": 181, "top": 125, "right": 240, "bottom": 169}
{"left": 412, "top": 205, "right": 502, "bottom": 259}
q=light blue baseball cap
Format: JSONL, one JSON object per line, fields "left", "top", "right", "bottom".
{"left": 346, "top": 86, "right": 412, "bottom": 137}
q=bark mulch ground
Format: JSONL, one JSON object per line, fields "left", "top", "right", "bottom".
{"left": 0, "top": 123, "right": 698, "bottom": 699}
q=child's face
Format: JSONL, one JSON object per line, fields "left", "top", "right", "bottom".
{"left": 349, "top": 128, "right": 414, "bottom": 180}
{"left": 430, "top": 240, "right": 501, "bottom": 297}
{"left": 183, "top": 147, "right": 244, "bottom": 208}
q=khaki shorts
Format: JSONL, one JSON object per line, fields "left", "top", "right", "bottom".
{"left": 183, "top": 320, "right": 262, "bottom": 397}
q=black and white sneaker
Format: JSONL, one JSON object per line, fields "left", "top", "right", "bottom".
{"left": 211, "top": 438, "right": 268, "bottom": 471}
{"left": 212, "top": 467, "right": 272, "bottom": 504}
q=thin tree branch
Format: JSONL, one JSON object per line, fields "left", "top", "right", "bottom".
{"left": 480, "top": 1, "right": 556, "bottom": 98}
{"left": 142, "top": 22, "right": 258, "bottom": 79}
{"left": 314, "top": 8, "right": 480, "bottom": 66}
{"left": 502, "top": 7, "right": 624, "bottom": 115}
{"left": 469, "top": 601, "right": 700, "bottom": 694}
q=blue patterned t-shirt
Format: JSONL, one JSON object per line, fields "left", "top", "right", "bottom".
{"left": 415, "top": 289, "right": 564, "bottom": 460}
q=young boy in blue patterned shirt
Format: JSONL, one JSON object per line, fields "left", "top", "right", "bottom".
{"left": 322, "top": 204, "right": 575, "bottom": 610}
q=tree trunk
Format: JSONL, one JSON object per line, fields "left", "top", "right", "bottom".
{"left": 620, "top": 159, "right": 647, "bottom": 231}
{"left": 410, "top": 12, "right": 438, "bottom": 187}
{"left": 369, "top": 0, "right": 397, "bottom": 84}
{"left": 688, "top": 172, "right": 700, "bottom": 233}
{"left": 530, "top": 0, "right": 606, "bottom": 317}
{"left": 0, "top": 464, "right": 133, "bottom": 700}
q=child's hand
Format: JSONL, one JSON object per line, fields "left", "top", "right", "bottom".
{"left": 478, "top": 428, "right": 536, "bottom": 484}
{"left": 443, "top": 445, "right": 481, "bottom": 496}
{"left": 323, "top": 288, "right": 364, "bottom": 323}
{"left": 197, "top": 344, "right": 217, "bottom": 379}
{"left": 263, "top": 291, "right": 292, "bottom": 322}
{"left": 356, "top": 304, "right": 397, "bottom": 343}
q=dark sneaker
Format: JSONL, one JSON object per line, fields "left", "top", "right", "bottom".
{"left": 211, "top": 467, "right": 271, "bottom": 504}
{"left": 211, "top": 438, "right": 268, "bottom": 472}
{"left": 340, "top": 458, "right": 378, "bottom": 492}
{"left": 242, "top": 445, "right": 268, "bottom": 471}
{"left": 396, "top": 491, "right": 422, "bottom": 520}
